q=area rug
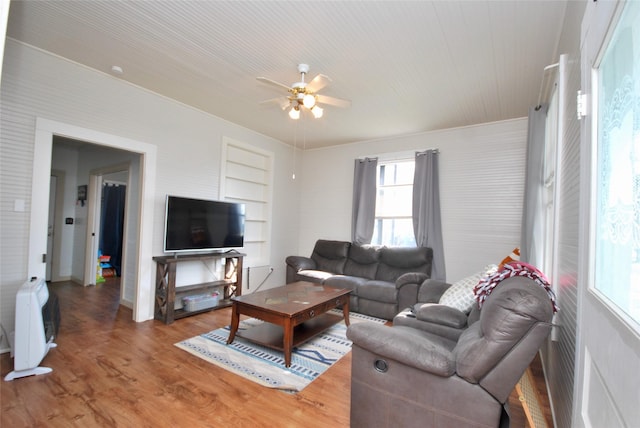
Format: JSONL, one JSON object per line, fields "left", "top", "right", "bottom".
{"left": 175, "top": 310, "right": 385, "bottom": 392}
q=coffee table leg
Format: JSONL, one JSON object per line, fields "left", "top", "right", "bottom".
{"left": 227, "top": 302, "right": 240, "bottom": 344}
{"left": 342, "top": 297, "right": 350, "bottom": 326}
{"left": 283, "top": 317, "right": 293, "bottom": 367}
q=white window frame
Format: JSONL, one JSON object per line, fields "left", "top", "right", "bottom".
{"left": 372, "top": 158, "right": 416, "bottom": 247}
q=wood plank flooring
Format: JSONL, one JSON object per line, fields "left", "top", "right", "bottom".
{"left": 1, "top": 279, "right": 551, "bottom": 427}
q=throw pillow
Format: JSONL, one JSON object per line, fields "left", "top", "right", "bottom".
{"left": 439, "top": 264, "right": 498, "bottom": 313}
{"left": 498, "top": 247, "right": 520, "bottom": 268}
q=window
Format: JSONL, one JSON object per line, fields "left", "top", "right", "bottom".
{"left": 593, "top": 0, "right": 640, "bottom": 325}
{"left": 371, "top": 159, "right": 416, "bottom": 247}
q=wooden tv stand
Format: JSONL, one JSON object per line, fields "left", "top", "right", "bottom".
{"left": 153, "top": 252, "right": 245, "bottom": 324}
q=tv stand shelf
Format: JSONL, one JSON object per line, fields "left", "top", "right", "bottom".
{"left": 153, "top": 252, "right": 245, "bottom": 324}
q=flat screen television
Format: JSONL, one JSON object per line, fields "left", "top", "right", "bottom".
{"left": 163, "top": 195, "right": 245, "bottom": 253}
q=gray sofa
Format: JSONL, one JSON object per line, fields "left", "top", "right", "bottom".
{"left": 346, "top": 276, "right": 554, "bottom": 427}
{"left": 285, "top": 239, "right": 433, "bottom": 320}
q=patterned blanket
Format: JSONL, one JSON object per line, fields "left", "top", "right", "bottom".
{"left": 473, "top": 261, "right": 559, "bottom": 313}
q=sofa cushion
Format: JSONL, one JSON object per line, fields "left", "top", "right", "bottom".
{"left": 310, "top": 240, "right": 350, "bottom": 274}
{"left": 324, "top": 275, "right": 368, "bottom": 294}
{"left": 344, "top": 244, "right": 380, "bottom": 279}
{"left": 438, "top": 265, "right": 497, "bottom": 313}
{"left": 376, "top": 246, "right": 432, "bottom": 282}
{"left": 358, "top": 280, "right": 397, "bottom": 303}
{"left": 296, "top": 270, "right": 334, "bottom": 283}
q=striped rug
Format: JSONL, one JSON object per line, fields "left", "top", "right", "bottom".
{"left": 175, "top": 310, "right": 385, "bottom": 392}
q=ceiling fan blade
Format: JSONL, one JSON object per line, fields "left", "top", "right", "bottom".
{"left": 256, "top": 76, "right": 292, "bottom": 92}
{"left": 306, "top": 74, "right": 332, "bottom": 93}
{"left": 316, "top": 94, "right": 351, "bottom": 109}
{"left": 259, "top": 96, "right": 291, "bottom": 110}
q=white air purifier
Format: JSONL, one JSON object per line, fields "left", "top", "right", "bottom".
{"left": 4, "top": 278, "right": 57, "bottom": 381}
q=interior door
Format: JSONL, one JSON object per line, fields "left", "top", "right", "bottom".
{"left": 576, "top": 1, "right": 640, "bottom": 425}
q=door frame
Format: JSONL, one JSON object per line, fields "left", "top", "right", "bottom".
{"left": 46, "top": 170, "right": 66, "bottom": 282}
{"left": 576, "top": 1, "right": 640, "bottom": 425}
{"left": 84, "top": 164, "right": 131, "bottom": 307}
{"left": 29, "top": 118, "right": 157, "bottom": 322}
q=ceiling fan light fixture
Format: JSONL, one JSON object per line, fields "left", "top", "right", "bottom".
{"left": 289, "top": 106, "right": 300, "bottom": 120}
{"left": 303, "top": 94, "right": 316, "bottom": 109}
{"left": 258, "top": 63, "right": 350, "bottom": 121}
{"left": 311, "top": 105, "right": 323, "bottom": 119}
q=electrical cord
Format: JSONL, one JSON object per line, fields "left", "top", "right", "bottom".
{"left": 250, "top": 267, "right": 274, "bottom": 293}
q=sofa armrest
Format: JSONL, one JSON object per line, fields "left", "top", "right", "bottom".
{"left": 414, "top": 303, "right": 468, "bottom": 329}
{"left": 417, "top": 278, "right": 452, "bottom": 303}
{"left": 395, "top": 272, "right": 430, "bottom": 289}
{"left": 395, "top": 272, "right": 431, "bottom": 310}
{"left": 346, "top": 322, "right": 455, "bottom": 376}
{"left": 285, "top": 255, "right": 316, "bottom": 271}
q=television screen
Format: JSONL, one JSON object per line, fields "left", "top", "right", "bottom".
{"left": 163, "top": 196, "right": 245, "bottom": 253}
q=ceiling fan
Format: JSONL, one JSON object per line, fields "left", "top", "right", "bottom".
{"left": 257, "top": 64, "right": 351, "bottom": 120}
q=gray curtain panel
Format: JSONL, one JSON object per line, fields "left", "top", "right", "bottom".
{"left": 413, "top": 150, "right": 446, "bottom": 281}
{"left": 352, "top": 157, "right": 378, "bottom": 244}
{"left": 520, "top": 104, "right": 548, "bottom": 266}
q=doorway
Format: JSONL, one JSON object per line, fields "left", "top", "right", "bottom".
{"left": 83, "top": 164, "right": 131, "bottom": 306}
{"left": 30, "top": 118, "right": 157, "bottom": 322}
{"left": 100, "top": 178, "right": 127, "bottom": 280}
{"left": 51, "top": 140, "right": 137, "bottom": 309}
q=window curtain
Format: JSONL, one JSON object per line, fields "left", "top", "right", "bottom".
{"left": 352, "top": 157, "right": 378, "bottom": 244}
{"left": 413, "top": 150, "right": 446, "bottom": 281}
{"left": 100, "top": 183, "right": 126, "bottom": 276}
{"left": 520, "top": 104, "right": 548, "bottom": 266}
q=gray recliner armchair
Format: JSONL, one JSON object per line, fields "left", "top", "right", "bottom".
{"left": 346, "top": 276, "right": 554, "bottom": 428}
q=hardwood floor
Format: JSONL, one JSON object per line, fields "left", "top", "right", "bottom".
{"left": 1, "top": 279, "right": 551, "bottom": 427}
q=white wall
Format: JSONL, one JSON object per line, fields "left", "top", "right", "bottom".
{"left": 0, "top": 39, "right": 300, "bottom": 348}
{"left": 298, "top": 118, "right": 528, "bottom": 282}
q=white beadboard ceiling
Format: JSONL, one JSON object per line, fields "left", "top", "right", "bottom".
{"left": 5, "top": 1, "right": 568, "bottom": 149}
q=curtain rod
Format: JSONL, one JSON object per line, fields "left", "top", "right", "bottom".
{"left": 356, "top": 157, "right": 378, "bottom": 163}
{"left": 361, "top": 148, "right": 439, "bottom": 162}
{"left": 416, "top": 148, "right": 439, "bottom": 156}
{"left": 535, "top": 62, "right": 559, "bottom": 109}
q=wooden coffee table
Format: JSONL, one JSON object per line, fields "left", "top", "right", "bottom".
{"left": 226, "top": 281, "right": 351, "bottom": 367}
